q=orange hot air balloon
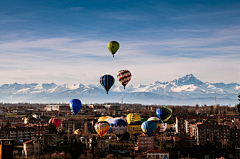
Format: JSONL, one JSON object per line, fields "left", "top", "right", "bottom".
{"left": 94, "top": 121, "right": 110, "bottom": 138}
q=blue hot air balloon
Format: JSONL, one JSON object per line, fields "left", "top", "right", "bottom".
{"left": 156, "top": 106, "right": 172, "bottom": 122}
{"left": 111, "top": 119, "right": 127, "bottom": 138}
{"left": 141, "top": 121, "right": 157, "bottom": 136}
{"left": 100, "top": 75, "right": 115, "bottom": 94}
{"left": 69, "top": 99, "right": 82, "bottom": 115}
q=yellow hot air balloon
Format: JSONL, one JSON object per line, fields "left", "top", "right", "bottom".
{"left": 98, "top": 116, "right": 108, "bottom": 122}
{"left": 126, "top": 113, "right": 141, "bottom": 124}
{"left": 94, "top": 121, "right": 110, "bottom": 138}
{"left": 129, "top": 121, "right": 142, "bottom": 135}
{"left": 74, "top": 128, "right": 83, "bottom": 135}
{"left": 107, "top": 41, "right": 119, "bottom": 57}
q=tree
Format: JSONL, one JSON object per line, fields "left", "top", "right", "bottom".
{"left": 106, "top": 154, "right": 115, "bottom": 159}
{"left": 159, "top": 139, "right": 166, "bottom": 149}
{"left": 66, "top": 153, "right": 73, "bottom": 159}
{"left": 47, "top": 123, "right": 57, "bottom": 133}
{"left": 225, "top": 141, "right": 235, "bottom": 157}
{"left": 51, "top": 153, "right": 58, "bottom": 159}
{"left": 3, "top": 121, "right": 11, "bottom": 128}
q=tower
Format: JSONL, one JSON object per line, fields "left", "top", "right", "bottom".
{"left": 214, "top": 96, "right": 217, "bottom": 109}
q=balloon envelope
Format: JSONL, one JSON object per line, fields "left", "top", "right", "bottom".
{"left": 141, "top": 121, "right": 157, "bottom": 136}
{"left": 147, "top": 117, "right": 161, "bottom": 121}
{"left": 117, "top": 70, "right": 132, "bottom": 89}
{"left": 105, "top": 117, "right": 114, "bottom": 124}
{"left": 69, "top": 99, "right": 82, "bottom": 114}
{"left": 156, "top": 106, "right": 172, "bottom": 122}
{"left": 74, "top": 128, "right": 83, "bottom": 135}
{"left": 126, "top": 113, "right": 141, "bottom": 124}
{"left": 129, "top": 121, "right": 142, "bottom": 135}
{"left": 95, "top": 121, "right": 110, "bottom": 138}
{"left": 49, "top": 118, "right": 61, "bottom": 129}
{"left": 98, "top": 116, "right": 108, "bottom": 122}
{"left": 111, "top": 119, "right": 127, "bottom": 138}
{"left": 140, "top": 118, "right": 147, "bottom": 123}
{"left": 107, "top": 41, "right": 119, "bottom": 57}
{"left": 100, "top": 75, "right": 115, "bottom": 94}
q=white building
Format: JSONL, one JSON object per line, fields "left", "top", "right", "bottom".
{"left": 145, "top": 149, "right": 169, "bottom": 159}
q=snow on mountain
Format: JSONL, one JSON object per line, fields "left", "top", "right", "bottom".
{"left": 0, "top": 74, "right": 239, "bottom": 105}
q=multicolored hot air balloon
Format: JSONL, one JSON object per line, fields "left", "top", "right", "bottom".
{"left": 108, "top": 41, "right": 119, "bottom": 57}
{"left": 141, "top": 121, "right": 157, "bottom": 136}
{"left": 126, "top": 113, "right": 141, "bottom": 124}
{"left": 117, "top": 70, "right": 132, "bottom": 89}
{"left": 94, "top": 121, "right": 110, "bottom": 138}
{"left": 129, "top": 121, "right": 142, "bottom": 135}
{"left": 147, "top": 117, "right": 161, "bottom": 121}
{"left": 111, "top": 119, "right": 127, "bottom": 138}
{"left": 98, "top": 116, "right": 108, "bottom": 122}
{"left": 156, "top": 106, "right": 172, "bottom": 122}
{"left": 69, "top": 99, "right": 82, "bottom": 115}
{"left": 155, "top": 120, "right": 167, "bottom": 133}
{"left": 100, "top": 75, "right": 115, "bottom": 94}
{"left": 49, "top": 118, "right": 61, "bottom": 129}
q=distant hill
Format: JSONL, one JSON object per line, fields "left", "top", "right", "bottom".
{"left": 0, "top": 74, "right": 239, "bottom": 105}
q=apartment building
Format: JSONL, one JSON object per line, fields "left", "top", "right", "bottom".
{"left": 0, "top": 117, "right": 23, "bottom": 126}
{"left": 104, "top": 105, "right": 121, "bottom": 110}
{"left": 137, "top": 134, "right": 155, "bottom": 151}
{"left": 175, "top": 116, "right": 209, "bottom": 135}
{"left": 0, "top": 127, "right": 36, "bottom": 142}
{"left": 45, "top": 104, "right": 71, "bottom": 115}
{"left": 193, "top": 123, "right": 230, "bottom": 145}
{"left": 23, "top": 140, "right": 40, "bottom": 157}
{"left": 146, "top": 149, "right": 169, "bottom": 159}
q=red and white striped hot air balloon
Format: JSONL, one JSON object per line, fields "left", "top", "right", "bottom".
{"left": 117, "top": 70, "right": 132, "bottom": 89}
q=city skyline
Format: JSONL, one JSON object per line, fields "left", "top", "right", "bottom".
{"left": 1, "top": 0, "right": 240, "bottom": 86}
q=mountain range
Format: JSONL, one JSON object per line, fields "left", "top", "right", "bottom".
{"left": 0, "top": 74, "right": 239, "bottom": 105}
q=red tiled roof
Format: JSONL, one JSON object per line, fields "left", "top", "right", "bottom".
{"left": 23, "top": 140, "right": 33, "bottom": 144}
{"left": 145, "top": 149, "right": 169, "bottom": 153}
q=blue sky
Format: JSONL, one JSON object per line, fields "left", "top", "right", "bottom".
{"left": 1, "top": 0, "right": 240, "bottom": 85}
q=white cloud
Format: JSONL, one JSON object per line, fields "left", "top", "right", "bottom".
{"left": 0, "top": 30, "right": 240, "bottom": 85}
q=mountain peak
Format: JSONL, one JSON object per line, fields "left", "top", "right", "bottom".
{"left": 172, "top": 74, "right": 203, "bottom": 86}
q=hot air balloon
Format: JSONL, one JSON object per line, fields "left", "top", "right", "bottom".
{"left": 94, "top": 121, "right": 110, "bottom": 138}
{"left": 98, "top": 116, "right": 108, "bottom": 122}
{"left": 156, "top": 106, "right": 172, "bottom": 122}
{"left": 140, "top": 118, "right": 147, "bottom": 123}
{"left": 147, "top": 117, "right": 161, "bottom": 121}
{"left": 155, "top": 120, "right": 168, "bottom": 133}
{"left": 100, "top": 75, "right": 115, "bottom": 94}
{"left": 69, "top": 99, "right": 82, "bottom": 115}
{"left": 117, "top": 70, "right": 132, "bottom": 89}
{"left": 107, "top": 41, "right": 119, "bottom": 57}
{"left": 49, "top": 118, "right": 61, "bottom": 129}
{"left": 74, "top": 128, "right": 83, "bottom": 135}
{"left": 111, "top": 119, "right": 127, "bottom": 138}
{"left": 129, "top": 121, "right": 142, "bottom": 135}
{"left": 126, "top": 113, "right": 141, "bottom": 124}
{"left": 141, "top": 121, "right": 157, "bottom": 136}
{"left": 105, "top": 117, "right": 114, "bottom": 124}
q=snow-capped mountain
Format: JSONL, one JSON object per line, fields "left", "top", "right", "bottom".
{"left": 0, "top": 74, "right": 239, "bottom": 105}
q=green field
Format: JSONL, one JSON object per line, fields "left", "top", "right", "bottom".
{"left": 5, "top": 113, "right": 26, "bottom": 118}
